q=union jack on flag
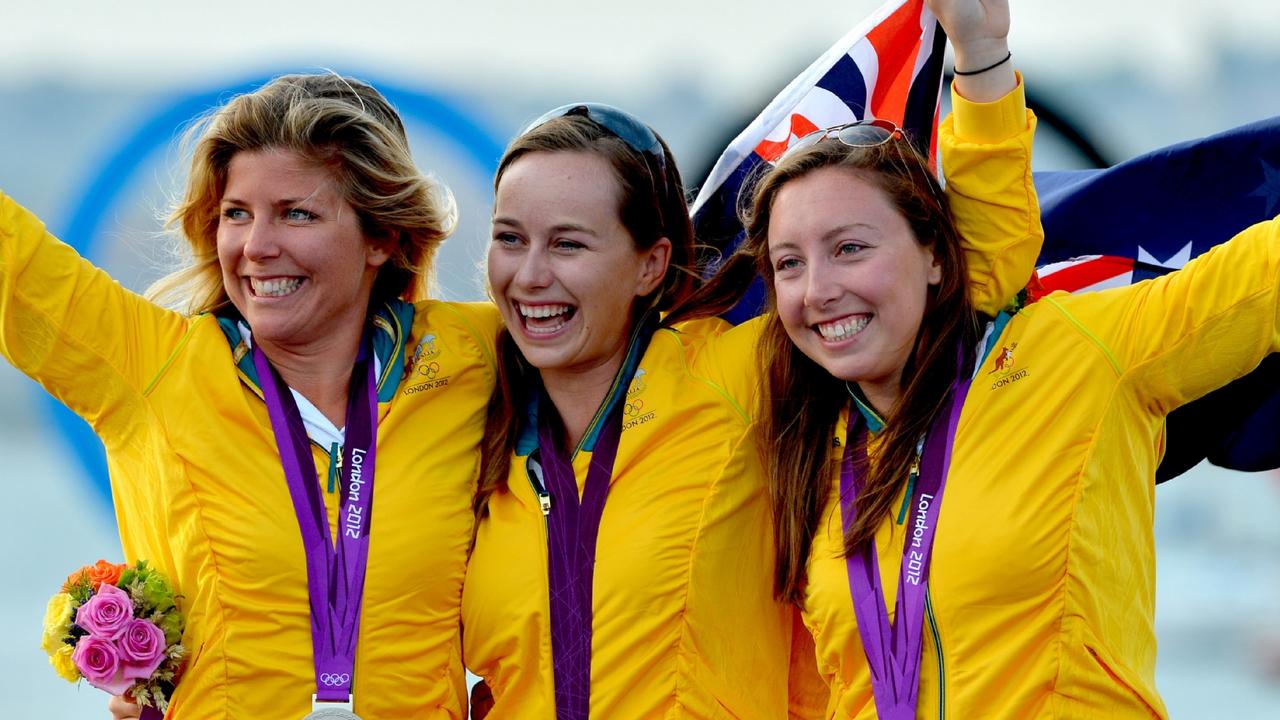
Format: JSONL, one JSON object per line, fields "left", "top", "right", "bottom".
{"left": 691, "top": 0, "right": 947, "bottom": 315}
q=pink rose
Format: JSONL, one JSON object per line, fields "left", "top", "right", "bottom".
{"left": 118, "top": 618, "right": 167, "bottom": 681}
{"left": 72, "top": 636, "right": 133, "bottom": 695}
{"left": 75, "top": 584, "right": 134, "bottom": 639}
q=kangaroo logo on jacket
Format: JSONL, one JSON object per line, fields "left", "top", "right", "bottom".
{"left": 989, "top": 342, "right": 1030, "bottom": 390}
{"left": 404, "top": 333, "right": 451, "bottom": 394}
{"left": 623, "top": 368, "right": 655, "bottom": 430}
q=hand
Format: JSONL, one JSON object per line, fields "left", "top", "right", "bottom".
{"left": 108, "top": 694, "right": 141, "bottom": 720}
{"left": 926, "top": 0, "right": 1016, "bottom": 103}
{"left": 926, "top": 0, "right": 1009, "bottom": 57}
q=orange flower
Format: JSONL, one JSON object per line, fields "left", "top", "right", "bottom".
{"left": 63, "top": 560, "right": 127, "bottom": 592}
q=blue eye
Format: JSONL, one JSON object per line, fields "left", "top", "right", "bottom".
{"left": 221, "top": 207, "right": 249, "bottom": 221}
{"left": 492, "top": 232, "right": 522, "bottom": 246}
{"left": 553, "top": 239, "right": 585, "bottom": 251}
{"left": 836, "top": 241, "right": 864, "bottom": 256}
{"left": 774, "top": 257, "right": 801, "bottom": 272}
{"left": 285, "top": 208, "right": 318, "bottom": 222}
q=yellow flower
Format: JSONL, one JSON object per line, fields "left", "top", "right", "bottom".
{"left": 41, "top": 593, "right": 75, "bottom": 655}
{"left": 50, "top": 644, "right": 80, "bottom": 683}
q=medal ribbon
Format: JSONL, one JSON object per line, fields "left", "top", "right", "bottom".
{"left": 253, "top": 343, "right": 377, "bottom": 706}
{"left": 840, "top": 362, "right": 971, "bottom": 720}
{"left": 537, "top": 319, "right": 656, "bottom": 720}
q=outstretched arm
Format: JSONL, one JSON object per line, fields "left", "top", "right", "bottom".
{"left": 0, "top": 191, "right": 190, "bottom": 435}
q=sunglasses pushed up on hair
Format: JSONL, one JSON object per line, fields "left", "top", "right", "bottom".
{"left": 781, "top": 118, "right": 943, "bottom": 203}
{"left": 520, "top": 102, "right": 670, "bottom": 206}
{"left": 780, "top": 118, "right": 905, "bottom": 161}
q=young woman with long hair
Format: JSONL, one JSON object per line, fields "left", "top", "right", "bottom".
{"left": 696, "top": 4, "right": 1279, "bottom": 714}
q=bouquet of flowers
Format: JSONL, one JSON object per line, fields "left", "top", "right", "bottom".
{"left": 42, "top": 559, "right": 186, "bottom": 715}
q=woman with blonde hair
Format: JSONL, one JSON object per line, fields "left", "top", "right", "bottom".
{"left": 5, "top": 73, "right": 498, "bottom": 718}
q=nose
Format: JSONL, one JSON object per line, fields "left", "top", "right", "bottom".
{"left": 803, "top": 259, "right": 841, "bottom": 310}
{"left": 512, "top": 242, "right": 553, "bottom": 290}
{"left": 241, "top": 217, "right": 281, "bottom": 262}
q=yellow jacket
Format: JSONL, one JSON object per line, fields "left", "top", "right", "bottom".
{"left": 462, "top": 81, "right": 1040, "bottom": 719}
{"left": 0, "top": 192, "right": 501, "bottom": 719}
{"left": 801, "top": 213, "right": 1280, "bottom": 715}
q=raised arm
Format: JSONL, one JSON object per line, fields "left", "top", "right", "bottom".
{"left": 0, "top": 191, "right": 191, "bottom": 435}
{"left": 931, "top": 0, "right": 1043, "bottom": 315}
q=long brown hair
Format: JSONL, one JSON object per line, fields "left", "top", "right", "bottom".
{"left": 683, "top": 137, "right": 980, "bottom": 603}
{"left": 150, "top": 73, "right": 455, "bottom": 313}
{"left": 472, "top": 111, "right": 697, "bottom": 526}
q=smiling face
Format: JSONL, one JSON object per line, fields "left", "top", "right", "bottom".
{"left": 767, "top": 166, "right": 941, "bottom": 413}
{"left": 488, "top": 150, "right": 670, "bottom": 383}
{"left": 216, "top": 148, "right": 390, "bottom": 354}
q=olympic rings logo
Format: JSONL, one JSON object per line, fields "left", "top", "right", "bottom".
{"left": 418, "top": 361, "right": 441, "bottom": 379}
{"left": 625, "top": 399, "right": 644, "bottom": 417}
{"left": 320, "top": 673, "right": 351, "bottom": 686}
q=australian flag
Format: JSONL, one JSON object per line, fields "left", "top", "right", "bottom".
{"left": 1032, "top": 120, "right": 1280, "bottom": 479}
{"left": 691, "top": 0, "right": 947, "bottom": 324}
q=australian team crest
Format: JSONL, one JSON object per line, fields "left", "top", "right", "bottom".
{"left": 403, "top": 333, "right": 449, "bottom": 393}
{"left": 988, "top": 342, "right": 1029, "bottom": 390}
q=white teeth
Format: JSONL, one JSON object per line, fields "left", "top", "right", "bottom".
{"left": 516, "top": 302, "right": 573, "bottom": 335}
{"left": 817, "top": 315, "right": 870, "bottom": 341}
{"left": 517, "top": 303, "right": 572, "bottom": 319}
{"left": 251, "top": 277, "right": 303, "bottom": 297}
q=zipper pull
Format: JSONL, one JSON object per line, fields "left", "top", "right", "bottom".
{"left": 326, "top": 442, "right": 341, "bottom": 493}
{"left": 537, "top": 492, "right": 552, "bottom": 516}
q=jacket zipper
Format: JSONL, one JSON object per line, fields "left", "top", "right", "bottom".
{"left": 925, "top": 586, "right": 945, "bottom": 719}
{"left": 526, "top": 455, "right": 553, "bottom": 520}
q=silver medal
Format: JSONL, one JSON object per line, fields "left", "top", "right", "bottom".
{"left": 304, "top": 694, "right": 361, "bottom": 720}
{"left": 302, "top": 710, "right": 361, "bottom": 720}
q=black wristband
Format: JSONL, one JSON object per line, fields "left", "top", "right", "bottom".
{"left": 953, "top": 51, "right": 1012, "bottom": 77}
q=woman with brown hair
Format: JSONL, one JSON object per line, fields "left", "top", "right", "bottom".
{"left": 460, "top": 1, "right": 1040, "bottom": 715}
{"left": 699, "top": 2, "right": 1279, "bottom": 715}
{"left": 6, "top": 74, "right": 499, "bottom": 718}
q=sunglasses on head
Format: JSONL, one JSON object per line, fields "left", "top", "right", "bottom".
{"left": 781, "top": 118, "right": 904, "bottom": 161}
{"left": 781, "top": 118, "right": 942, "bottom": 203}
{"left": 520, "top": 102, "right": 670, "bottom": 206}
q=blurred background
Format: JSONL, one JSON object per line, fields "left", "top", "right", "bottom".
{"left": 2, "top": 0, "right": 1279, "bottom": 716}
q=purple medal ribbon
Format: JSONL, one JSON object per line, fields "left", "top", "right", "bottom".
{"left": 538, "top": 401, "right": 623, "bottom": 720}
{"left": 840, "top": 368, "right": 971, "bottom": 720}
{"left": 535, "top": 318, "right": 655, "bottom": 720}
{"left": 253, "top": 343, "right": 378, "bottom": 708}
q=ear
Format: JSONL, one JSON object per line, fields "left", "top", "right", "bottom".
{"left": 365, "top": 232, "right": 395, "bottom": 269}
{"left": 635, "top": 236, "right": 672, "bottom": 297}
{"left": 925, "top": 246, "right": 943, "bottom": 286}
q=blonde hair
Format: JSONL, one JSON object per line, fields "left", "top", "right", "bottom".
{"left": 147, "top": 73, "right": 456, "bottom": 314}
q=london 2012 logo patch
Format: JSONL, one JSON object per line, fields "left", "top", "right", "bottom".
{"left": 988, "top": 342, "right": 1030, "bottom": 390}
{"left": 404, "top": 333, "right": 451, "bottom": 394}
{"left": 623, "top": 368, "right": 655, "bottom": 429}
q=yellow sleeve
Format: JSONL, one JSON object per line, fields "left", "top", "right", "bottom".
{"left": 787, "top": 605, "right": 828, "bottom": 719}
{"left": 681, "top": 315, "right": 765, "bottom": 421}
{"left": 939, "top": 72, "right": 1043, "bottom": 315}
{"left": 0, "top": 191, "right": 190, "bottom": 436}
{"left": 1051, "top": 216, "right": 1279, "bottom": 412}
